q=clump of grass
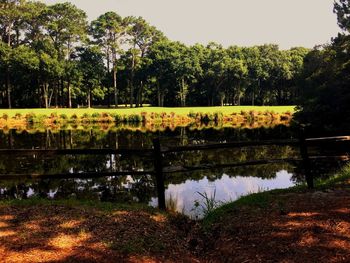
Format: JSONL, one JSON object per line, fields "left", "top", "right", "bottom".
{"left": 1, "top": 113, "right": 9, "bottom": 121}
{"left": 315, "top": 163, "right": 350, "bottom": 189}
{"left": 81, "top": 113, "right": 91, "bottom": 123}
{"left": 166, "top": 194, "right": 178, "bottom": 213}
{"left": 111, "top": 113, "right": 122, "bottom": 123}
{"left": 127, "top": 114, "right": 142, "bottom": 123}
{"left": 14, "top": 113, "right": 22, "bottom": 119}
{"left": 193, "top": 189, "right": 221, "bottom": 218}
{"left": 59, "top": 114, "right": 68, "bottom": 121}
{"left": 91, "top": 112, "right": 100, "bottom": 120}
{"left": 82, "top": 113, "right": 91, "bottom": 119}
{"left": 140, "top": 112, "right": 147, "bottom": 122}
{"left": 200, "top": 113, "right": 215, "bottom": 123}
{"left": 188, "top": 110, "right": 196, "bottom": 118}
{"left": 70, "top": 113, "right": 79, "bottom": 122}
{"left": 213, "top": 111, "right": 224, "bottom": 122}
{"left": 25, "top": 113, "right": 36, "bottom": 123}
{"left": 100, "top": 112, "right": 110, "bottom": 118}
{"left": 35, "top": 114, "right": 48, "bottom": 123}
{"left": 100, "top": 112, "right": 113, "bottom": 123}
{"left": 50, "top": 113, "right": 59, "bottom": 124}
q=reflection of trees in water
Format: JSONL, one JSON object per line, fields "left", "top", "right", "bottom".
{"left": 163, "top": 145, "right": 298, "bottom": 182}
{"left": 0, "top": 125, "right": 301, "bottom": 202}
{"left": 0, "top": 125, "right": 294, "bottom": 150}
{"left": 0, "top": 175, "right": 156, "bottom": 204}
{"left": 165, "top": 163, "right": 297, "bottom": 186}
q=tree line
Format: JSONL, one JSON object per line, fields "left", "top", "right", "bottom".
{"left": 296, "top": 0, "right": 350, "bottom": 133}
{"left": 0, "top": 0, "right": 309, "bottom": 109}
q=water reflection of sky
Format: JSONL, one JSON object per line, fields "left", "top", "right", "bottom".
{"left": 151, "top": 170, "right": 295, "bottom": 219}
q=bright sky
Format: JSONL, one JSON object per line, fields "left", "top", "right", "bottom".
{"left": 41, "top": 0, "right": 341, "bottom": 50}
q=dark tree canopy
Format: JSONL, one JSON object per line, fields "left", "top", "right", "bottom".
{"left": 295, "top": 0, "right": 350, "bottom": 134}
{"left": 0, "top": 0, "right": 328, "bottom": 112}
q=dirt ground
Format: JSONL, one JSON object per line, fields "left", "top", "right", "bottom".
{"left": 199, "top": 185, "right": 350, "bottom": 263}
{"left": 0, "top": 205, "right": 198, "bottom": 263}
{"left": 1, "top": 184, "right": 350, "bottom": 263}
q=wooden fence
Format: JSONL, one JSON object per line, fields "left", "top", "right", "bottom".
{"left": 0, "top": 134, "right": 349, "bottom": 210}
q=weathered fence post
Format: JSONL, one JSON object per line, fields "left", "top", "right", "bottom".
{"left": 153, "top": 138, "right": 166, "bottom": 210}
{"left": 299, "top": 129, "right": 314, "bottom": 189}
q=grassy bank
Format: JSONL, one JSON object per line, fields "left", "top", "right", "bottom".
{"left": 0, "top": 106, "right": 295, "bottom": 117}
{"left": 0, "top": 106, "right": 295, "bottom": 130}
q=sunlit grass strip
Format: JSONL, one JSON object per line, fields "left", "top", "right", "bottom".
{"left": 0, "top": 106, "right": 296, "bottom": 118}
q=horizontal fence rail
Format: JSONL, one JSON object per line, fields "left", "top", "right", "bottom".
{"left": 0, "top": 133, "right": 349, "bottom": 210}
{"left": 306, "top": 136, "right": 350, "bottom": 142}
{"left": 161, "top": 139, "right": 299, "bottom": 153}
{"left": 0, "top": 171, "right": 154, "bottom": 180}
{"left": 0, "top": 148, "right": 153, "bottom": 156}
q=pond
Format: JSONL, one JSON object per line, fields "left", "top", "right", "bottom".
{"left": 0, "top": 124, "right": 342, "bottom": 218}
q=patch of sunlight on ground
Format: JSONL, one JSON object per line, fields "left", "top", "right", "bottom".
{"left": 0, "top": 221, "right": 9, "bottom": 228}
{"left": 49, "top": 233, "right": 90, "bottom": 249}
{"left": 60, "top": 220, "right": 83, "bottom": 229}
{"left": 287, "top": 212, "right": 321, "bottom": 218}
{"left": 112, "top": 211, "right": 130, "bottom": 216}
{"left": 0, "top": 215, "right": 14, "bottom": 221}
{"left": 23, "top": 222, "right": 41, "bottom": 231}
{"left": 150, "top": 214, "right": 166, "bottom": 223}
{"left": 0, "top": 230, "right": 16, "bottom": 237}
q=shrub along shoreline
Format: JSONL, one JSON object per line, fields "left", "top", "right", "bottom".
{"left": 0, "top": 106, "right": 295, "bottom": 129}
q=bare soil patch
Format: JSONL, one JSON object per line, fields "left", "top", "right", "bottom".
{"left": 0, "top": 204, "right": 198, "bottom": 263}
{"left": 198, "top": 184, "right": 350, "bottom": 262}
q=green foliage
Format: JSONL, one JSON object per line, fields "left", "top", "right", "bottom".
{"left": 294, "top": 1, "right": 350, "bottom": 134}
{"left": 25, "top": 113, "right": 35, "bottom": 123}
{"left": 127, "top": 114, "right": 142, "bottom": 123}
{"left": 35, "top": 114, "right": 48, "bottom": 123}
{"left": 0, "top": 0, "right": 309, "bottom": 109}
{"left": 59, "top": 114, "right": 68, "bottom": 120}
{"left": 193, "top": 190, "right": 222, "bottom": 217}
{"left": 1, "top": 113, "right": 8, "bottom": 120}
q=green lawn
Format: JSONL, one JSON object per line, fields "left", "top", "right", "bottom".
{"left": 0, "top": 106, "right": 296, "bottom": 117}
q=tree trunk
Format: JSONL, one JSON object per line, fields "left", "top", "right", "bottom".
{"left": 157, "top": 81, "right": 161, "bottom": 107}
{"left": 87, "top": 87, "right": 91, "bottom": 108}
{"left": 237, "top": 83, "right": 241, "bottom": 106}
{"left": 113, "top": 68, "right": 118, "bottom": 108}
{"left": 106, "top": 47, "right": 111, "bottom": 108}
{"left": 160, "top": 94, "right": 164, "bottom": 107}
{"left": 130, "top": 51, "right": 135, "bottom": 108}
{"left": 220, "top": 94, "right": 224, "bottom": 107}
{"left": 181, "top": 78, "right": 186, "bottom": 107}
{"left": 67, "top": 81, "right": 72, "bottom": 108}
{"left": 43, "top": 83, "right": 49, "bottom": 109}
{"left": 60, "top": 78, "right": 64, "bottom": 107}
{"left": 139, "top": 81, "right": 143, "bottom": 107}
{"left": 6, "top": 67, "right": 11, "bottom": 109}
{"left": 54, "top": 81, "right": 58, "bottom": 108}
{"left": 38, "top": 82, "right": 42, "bottom": 108}
{"left": 130, "top": 80, "right": 134, "bottom": 108}
{"left": 112, "top": 48, "right": 118, "bottom": 108}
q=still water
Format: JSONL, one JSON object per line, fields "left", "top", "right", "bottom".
{"left": 151, "top": 171, "right": 295, "bottom": 218}
{"left": 0, "top": 124, "right": 310, "bottom": 217}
